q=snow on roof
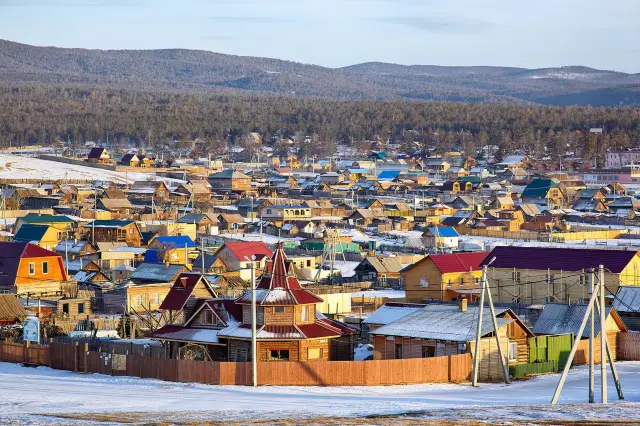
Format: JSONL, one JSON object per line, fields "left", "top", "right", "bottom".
{"left": 363, "top": 303, "right": 424, "bottom": 325}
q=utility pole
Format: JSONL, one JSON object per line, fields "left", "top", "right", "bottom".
{"left": 245, "top": 256, "right": 258, "bottom": 387}
{"left": 599, "top": 265, "right": 607, "bottom": 404}
{"left": 589, "top": 269, "right": 595, "bottom": 403}
{"left": 92, "top": 186, "right": 97, "bottom": 246}
{"left": 471, "top": 265, "right": 487, "bottom": 387}
{"left": 552, "top": 263, "right": 623, "bottom": 405}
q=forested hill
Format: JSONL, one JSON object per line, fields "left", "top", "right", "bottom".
{"left": 1, "top": 39, "right": 639, "bottom": 106}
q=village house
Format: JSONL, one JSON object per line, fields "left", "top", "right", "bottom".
{"left": 0, "top": 242, "right": 69, "bottom": 296}
{"left": 87, "top": 147, "right": 113, "bottom": 164}
{"left": 370, "top": 302, "right": 533, "bottom": 372}
{"left": 83, "top": 220, "right": 143, "bottom": 247}
{"left": 176, "top": 213, "right": 219, "bottom": 235}
{"left": 128, "top": 181, "right": 171, "bottom": 201}
{"left": 0, "top": 294, "right": 26, "bottom": 326}
{"left": 14, "top": 213, "right": 75, "bottom": 234}
{"left": 403, "top": 252, "right": 489, "bottom": 303}
{"left": 13, "top": 224, "right": 63, "bottom": 251}
{"left": 480, "top": 246, "right": 640, "bottom": 304}
{"left": 212, "top": 241, "right": 273, "bottom": 282}
{"left": 119, "top": 153, "right": 140, "bottom": 167}
{"left": 354, "top": 256, "right": 404, "bottom": 289}
{"left": 421, "top": 227, "right": 460, "bottom": 250}
{"left": 218, "top": 244, "right": 346, "bottom": 362}
{"left": 208, "top": 169, "right": 252, "bottom": 192}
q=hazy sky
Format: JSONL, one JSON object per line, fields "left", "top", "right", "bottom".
{"left": 1, "top": 0, "right": 639, "bottom": 72}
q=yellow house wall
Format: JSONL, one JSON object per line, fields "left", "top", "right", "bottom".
{"left": 486, "top": 266, "right": 634, "bottom": 304}
{"left": 405, "top": 258, "right": 482, "bottom": 303}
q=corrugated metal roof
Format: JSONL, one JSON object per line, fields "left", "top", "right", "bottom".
{"left": 481, "top": 246, "right": 637, "bottom": 273}
{"left": 363, "top": 303, "right": 424, "bottom": 325}
{"left": 613, "top": 286, "right": 640, "bottom": 313}
{"left": 532, "top": 303, "right": 619, "bottom": 338}
{"left": 371, "top": 304, "right": 512, "bottom": 342}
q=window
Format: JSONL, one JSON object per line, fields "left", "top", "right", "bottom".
{"left": 269, "top": 349, "right": 289, "bottom": 361}
{"left": 301, "top": 305, "right": 309, "bottom": 321}
{"left": 306, "top": 259, "right": 311, "bottom": 267}
{"left": 266, "top": 209, "right": 272, "bottom": 214}
{"left": 204, "top": 309, "right": 216, "bottom": 325}
{"left": 275, "top": 306, "right": 285, "bottom": 313}
{"left": 153, "top": 293, "right": 160, "bottom": 305}
{"left": 42, "top": 261, "right": 49, "bottom": 275}
{"left": 78, "top": 303, "right": 85, "bottom": 314}
{"left": 447, "top": 279, "right": 452, "bottom": 288}
{"left": 28, "top": 262, "right": 35, "bottom": 275}
{"left": 308, "top": 347, "right": 322, "bottom": 360}
{"left": 136, "top": 295, "right": 143, "bottom": 306}
{"left": 420, "top": 277, "right": 429, "bottom": 288}
{"left": 395, "top": 344, "right": 403, "bottom": 359}
{"left": 508, "top": 342, "right": 518, "bottom": 362}
{"left": 62, "top": 303, "right": 69, "bottom": 314}
{"left": 380, "top": 274, "right": 387, "bottom": 286}
{"left": 512, "top": 271, "right": 521, "bottom": 283}
{"left": 458, "top": 344, "right": 467, "bottom": 354}
{"left": 474, "top": 277, "right": 480, "bottom": 286}
{"left": 422, "top": 346, "right": 435, "bottom": 358}
{"left": 459, "top": 277, "right": 465, "bottom": 287}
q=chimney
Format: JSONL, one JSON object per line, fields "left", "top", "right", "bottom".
{"left": 459, "top": 298, "right": 468, "bottom": 313}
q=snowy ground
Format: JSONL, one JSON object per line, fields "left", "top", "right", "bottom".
{"left": 0, "top": 153, "right": 173, "bottom": 185}
{"left": 2, "top": 361, "right": 640, "bottom": 424}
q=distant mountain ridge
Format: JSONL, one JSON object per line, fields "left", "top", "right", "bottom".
{"left": 1, "top": 39, "right": 639, "bottom": 106}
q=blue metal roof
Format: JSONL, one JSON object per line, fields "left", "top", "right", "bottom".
{"left": 153, "top": 235, "right": 196, "bottom": 248}
{"left": 427, "top": 227, "right": 459, "bottom": 237}
{"left": 377, "top": 170, "right": 400, "bottom": 181}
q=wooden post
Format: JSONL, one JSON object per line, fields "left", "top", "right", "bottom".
{"left": 83, "top": 343, "right": 89, "bottom": 373}
{"left": 73, "top": 342, "right": 79, "bottom": 373}
{"left": 24, "top": 340, "right": 30, "bottom": 364}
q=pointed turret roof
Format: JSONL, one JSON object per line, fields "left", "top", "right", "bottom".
{"left": 236, "top": 243, "right": 323, "bottom": 306}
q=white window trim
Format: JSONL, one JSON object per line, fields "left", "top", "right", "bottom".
{"left": 28, "top": 262, "right": 36, "bottom": 276}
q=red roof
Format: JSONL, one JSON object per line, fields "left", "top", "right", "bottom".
{"left": 236, "top": 243, "right": 323, "bottom": 305}
{"left": 0, "top": 242, "right": 67, "bottom": 286}
{"left": 429, "top": 252, "right": 490, "bottom": 274}
{"left": 297, "top": 323, "right": 342, "bottom": 339}
{"left": 222, "top": 241, "right": 272, "bottom": 261}
{"left": 159, "top": 274, "right": 216, "bottom": 311}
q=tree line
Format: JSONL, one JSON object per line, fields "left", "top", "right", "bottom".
{"left": 0, "top": 86, "right": 639, "bottom": 162}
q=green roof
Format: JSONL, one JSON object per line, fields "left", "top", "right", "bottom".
{"left": 85, "top": 220, "right": 135, "bottom": 228}
{"left": 522, "top": 179, "right": 559, "bottom": 199}
{"left": 13, "top": 224, "right": 49, "bottom": 243}
{"left": 23, "top": 213, "right": 74, "bottom": 224}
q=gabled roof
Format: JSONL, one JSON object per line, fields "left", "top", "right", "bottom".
{"left": 159, "top": 273, "right": 218, "bottom": 311}
{"left": 370, "top": 304, "right": 513, "bottom": 342}
{"left": 356, "top": 256, "right": 404, "bottom": 273}
{"left": 88, "top": 147, "right": 107, "bottom": 159}
{"left": 13, "top": 224, "right": 49, "bottom": 243}
{"left": 481, "top": 246, "right": 638, "bottom": 273}
{"left": 220, "top": 241, "right": 272, "bottom": 261}
{"left": 21, "top": 213, "right": 74, "bottom": 224}
{"left": 0, "top": 242, "right": 66, "bottom": 286}
{"left": 363, "top": 302, "right": 425, "bottom": 325}
{"left": 404, "top": 252, "right": 488, "bottom": 275}
{"left": 151, "top": 235, "right": 196, "bottom": 249}
{"left": 377, "top": 170, "right": 401, "bottom": 181}
{"left": 613, "top": 286, "right": 640, "bottom": 313}
{"left": 0, "top": 294, "right": 26, "bottom": 321}
{"left": 533, "top": 303, "right": 627, "bottom": 338}
{"left": 425, "top": 227, "right": 459, "bottom": 238}
{"left": 85, "top": 220, "right": 135, "bottom": 229}
{"left": 129, "top": 263, "right": 186, "bottom": 284}
{"left": 209, "top": 169, "right": 250, "bottom": 179}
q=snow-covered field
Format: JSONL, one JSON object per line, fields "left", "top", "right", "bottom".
{"left": 2, "top": 361, "right": 640, "bottom": 424}
{"left": 0, "top": 153, "right": 170, "bottom": 184}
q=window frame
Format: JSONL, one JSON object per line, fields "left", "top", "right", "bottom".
{"left": 42, "top": 261, "right": 49, "bottom": 275}
{"left": 301, "top": 305, "right": 310, "bottom": 322}
{"left": 78, "top": 303, "right": 85, "bottom": 314}
{"left": 269, "top": 349, "right": 290, "bottom": 361}
{"left": 275, "top": 306, "right": 285, "bottom": 313}
{"left": 28, "top": 262, "right": 36, "bottom": 276}
{"left": 508, "top": 342, "right": 518, "bottom": 362}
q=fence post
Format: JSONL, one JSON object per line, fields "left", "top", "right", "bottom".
{"left": 83, "top": 343, "right": 89, "bottom": 373}
{"left": 24, "top": 340, "right": 30, "bottom": 363}
{"left": 73, "top": 342, "right": 79, "bottom": 373}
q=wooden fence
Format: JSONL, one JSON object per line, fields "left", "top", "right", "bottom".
{"left": 0, "top": 342, "right": 49, "bottom": 365}
{"left": 617, "top": 332, "right": 640, "bottom": 361}
{"left": 10, "top": 342, "right": 471, "bottom": 386}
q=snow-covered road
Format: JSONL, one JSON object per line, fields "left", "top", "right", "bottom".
{"left": 1, "top": 361, "right": 640, "bottom": 423}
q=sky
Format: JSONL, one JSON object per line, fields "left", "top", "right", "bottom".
{"left": 0, "top": 0, "right": 639, "bottom": 72}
